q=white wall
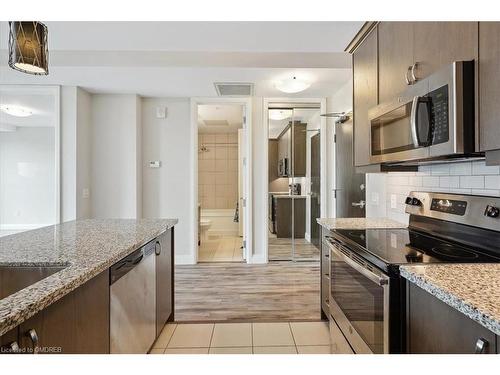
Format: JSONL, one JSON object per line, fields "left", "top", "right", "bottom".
{"left": 91, "top": 94, "right": 142, "bottom": 218}
{"left": 0, "top": 127, "right": 56, "bottom": 228}
{"left": 366, "top": 161, "right": 500, "bottom": 224}
{"left": 141, "top": 97, "right": 193, "bottom": 264}
{"left": 76, "top": 88, "right": 92, "bottom": 219}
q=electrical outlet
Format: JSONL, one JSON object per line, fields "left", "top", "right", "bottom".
{"left": 371, "top": 192, "right": 379, "bottom": 205}
{"left": 390, "top": 194, "right": 397, "bottom": 209}
{"left": 82, "top": 188, "right": 90, "bottom": 199}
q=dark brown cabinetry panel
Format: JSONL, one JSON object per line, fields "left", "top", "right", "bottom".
{"left": 156, "top": 228, "right": 174, "bottom": 337}
{"left": 479, "top": 22, "right": 500, "bottom": 152}
{"left": 407, "top": 283, "right": 497, "bottom": 354}
{"left": 413, "top": 22, "right": 478, "bottom": 81}
{"left": 377, "top": 22, "right": 414, "bottom": 103}
{"left": 0, "top": 327, "right": 19, "bottom": 354}
{"left": 17, "top": 270, "right": 109, "bottom": 354}
{"left": 353, "top": 29, "right": 378, "bottom": 167}
{"left": 292, "top": 123, "right": 307, "bottom": 177}
{"left": 275, "top": 198, "right": 306, "bottom": 238}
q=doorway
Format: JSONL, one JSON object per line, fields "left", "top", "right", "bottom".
{"left": 266, "top": 104, "right": 322, "bottom": 262}
{"left": 194, "top": 100, "right": 251, "bottom": 263}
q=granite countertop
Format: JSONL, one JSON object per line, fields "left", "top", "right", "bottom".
{"left": 316, "top": 217, "right": 407, "bottom": 230}
{"left": 400, "top": 264, "right": 500, "bottom": 335}
{"left": 0, "top": 218, "right": 177, "bottom": 336}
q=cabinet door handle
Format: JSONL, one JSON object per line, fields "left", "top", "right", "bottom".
{"left": 7, "top": 341, "right": 20, "bottom": 353}
{"left": 155, "top": 241, "right": 162, "bottom": 256}
{"left": 26, "top": 328, "right": 39, "bottom": 354}
{"left": 410, "top": 63, "right": 419, "bottom": 83}
{"left": 474, "top": 338, "right": 488, "bottom": 354}
{"left": 405, "top": 66, "right": 412, "bottom": 85}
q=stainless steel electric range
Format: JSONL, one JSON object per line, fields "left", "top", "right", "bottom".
{"left": 324, "top": 191, "right": 500, "bottom": 354}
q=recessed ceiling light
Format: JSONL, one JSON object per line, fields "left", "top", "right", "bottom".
{"left": 269, "top": 110, "right": 291, "bottom": 121}
{"left": 0, "top": 104, "right": 33, "bottom": 117}
{"left": 275, "top": 76, "right": 310, "bottom": 94}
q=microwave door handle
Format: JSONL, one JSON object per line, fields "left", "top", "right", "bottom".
{"left": 410, "top": 96, "right": 421, "bottom": 148}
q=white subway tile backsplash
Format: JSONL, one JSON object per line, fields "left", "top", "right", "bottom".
{"left": 472, "top": 161, "right": 500, "bottom": 175}
{"left": 449, "top": 162, "right": 472, "bottom": 176}
{"left": 459, "top": 175, "right": 484, "bottom": 189}
{"left": 422, "top": 176, "right": 440, "bottom": 187}
{"left": 485, "top": 175, "right": 500, "bottom": 189}
{"left": 431, "top": 164, "right": 450, "bottom": 175}
{"left": 439, "top": 176, "right": 460, "bottom": 188}
{"left": 372, "top": 160, "right": 500, "bottom": 222}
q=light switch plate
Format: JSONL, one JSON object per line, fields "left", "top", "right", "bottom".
{"left": 156, "top": 107, "right": 167, "bottom": 119}
{"left": 82, "top": 188, "right": 90, "bottom": 199}
{"left": 371, "top": 192, "right": 379, "bottom": 205}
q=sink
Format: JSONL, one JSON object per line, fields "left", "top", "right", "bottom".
{"left": 0, "top": 265, "right": 67, "bottom": 300}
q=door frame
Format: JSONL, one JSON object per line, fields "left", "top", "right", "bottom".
{"left": 261, "top": 97, "right": 327, "bottom": 262}
{"left": 190, "top": 97, "right": 253, "bottom": 264}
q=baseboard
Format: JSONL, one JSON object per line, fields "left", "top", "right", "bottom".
{"left": 248, "top": 254, "right": 267, "bottom": 264}
{"left": 175, "top": 254, "right": 196, "bottom": 265}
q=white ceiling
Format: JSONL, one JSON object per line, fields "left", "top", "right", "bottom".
{"left": 0, "top": 21, "right": 362, "bottom": 97}
{"left": 0, "top": 87, "right": 57, "bottom": 130}
{"left": 198, "top": 104, "right": 243, "bottom": 133}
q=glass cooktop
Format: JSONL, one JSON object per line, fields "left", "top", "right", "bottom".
{"left": 333, "top": 228, "right": 500, "bottom": 266}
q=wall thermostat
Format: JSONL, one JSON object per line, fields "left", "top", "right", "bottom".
{"left": 156, "top": 107, "right": 167, "bottom": 119}
{"left": 149, "top": 161, "right": 161, "bottom": 168}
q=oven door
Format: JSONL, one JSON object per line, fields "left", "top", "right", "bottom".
{"left": 326, "top": 236, "right": 390, "bottom": 354}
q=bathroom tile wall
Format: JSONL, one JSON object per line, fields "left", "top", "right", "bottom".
{"left": 198, "top": 132, "right": 239, "bottom": 209}
{"left": 366, "top": 160, "right": 500, "bottom": 224}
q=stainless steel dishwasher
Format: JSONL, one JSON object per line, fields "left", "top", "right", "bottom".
{"left": 110, "top": 242, "right": 156, "bottom": 354}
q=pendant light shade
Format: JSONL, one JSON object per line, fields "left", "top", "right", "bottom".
{"left": 8, "top": 21, "right": 49, "bottom": 75}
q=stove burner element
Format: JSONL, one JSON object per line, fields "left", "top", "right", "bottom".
{"left": 431, "top": 243, "right": 479, "bottom": 260}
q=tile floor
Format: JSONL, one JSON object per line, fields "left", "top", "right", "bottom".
{"left": 149, "top": 321, "right": 348, "bottom": 354}
{"left": 198, "top": 235, "right": 244, "bottom": 262}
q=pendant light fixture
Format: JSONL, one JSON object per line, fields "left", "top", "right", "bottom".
{"left": 8, "top": 21, "right": 49, "bottom": 75}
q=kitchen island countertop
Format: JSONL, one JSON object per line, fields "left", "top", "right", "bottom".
{"left": 400, "top": 264, "right": 500, "bottom": 335}
{"left": 316, "top": 217, "right": 407, "bottom": 230}
{"left": 0, "top": 218, "right": 177, "bottom": 336}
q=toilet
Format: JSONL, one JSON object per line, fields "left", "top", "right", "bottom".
{"left": 200, "top": 219, "right": 212, "bottom": 242}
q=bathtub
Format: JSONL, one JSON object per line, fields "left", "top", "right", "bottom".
{"left": 200, "top": 209, "right": 239, "bottom": 237}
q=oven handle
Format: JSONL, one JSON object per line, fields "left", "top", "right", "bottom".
{"left": 325, "top": 237, "right": 389, "bottom": 287}
{"left": 410, "top": 96, "right": 421, "bottom": 148}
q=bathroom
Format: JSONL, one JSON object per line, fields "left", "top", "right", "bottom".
{"left": 197, "top": 104, "right": 245, "bottom": 262}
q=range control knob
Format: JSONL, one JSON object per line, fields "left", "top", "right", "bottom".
{"left": 484, "top": 205, "right": 500, "bottom": 218}
{"left": 405, "top": 196, "right": 413, "bottom": 205}
{"left": 411, "top": 198, "right": 422, "bottom": 206}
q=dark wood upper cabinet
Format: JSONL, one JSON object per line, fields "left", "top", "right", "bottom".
{"left": 413, "top": 22, "right": 478, "bottom": 82}
{"left": 377, "top": 22, "right": 414, "bottom": 103}
{"left": 407, "top": 283, "right": 497, "bottom": 354}
{"left": 292, "top": 122, "right": 307, "bottom": 177}
{"left": 479, "top": 22, "right": 500, "bottom": 152}
{"left": 353, "top": 29, "right": 377, "bottom": 167}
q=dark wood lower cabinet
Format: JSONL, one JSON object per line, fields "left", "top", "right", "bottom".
{"left": 17, "top": 270, "right": 109, "bottom": 354}
{"left": 406, "top": 283, "right": 497, "bottom": 354}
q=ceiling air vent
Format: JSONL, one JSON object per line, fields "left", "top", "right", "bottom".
{"left": 214, "top": 82, "right": 254, "bottom": 97}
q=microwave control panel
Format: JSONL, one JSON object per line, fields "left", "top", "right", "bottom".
{"left": 428, "top": 85, "right": 450, "bottom": 145}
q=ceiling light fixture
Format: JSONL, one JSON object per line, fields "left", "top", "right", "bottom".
{"left": 8, "top": 21, "right": 49, "bottom": 75}
{"left": 275, "top": 76, "right": 310, "bottom": 94}
{"left": 268, "top": 110, "right": 290, "bottom": 121}
{"left": 0, "top": 104, "right": 33, "bottom": 117}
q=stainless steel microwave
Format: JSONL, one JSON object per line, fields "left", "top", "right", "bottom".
{"left": 368, "top": 61, "right": 476, "bottom": 165}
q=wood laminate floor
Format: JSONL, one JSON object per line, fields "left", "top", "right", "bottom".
{"left": 175, "top": 261, "right": 321, "bottom": 322}
{"left": 268, "top": 235, "right": 320, "bottom": 261}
